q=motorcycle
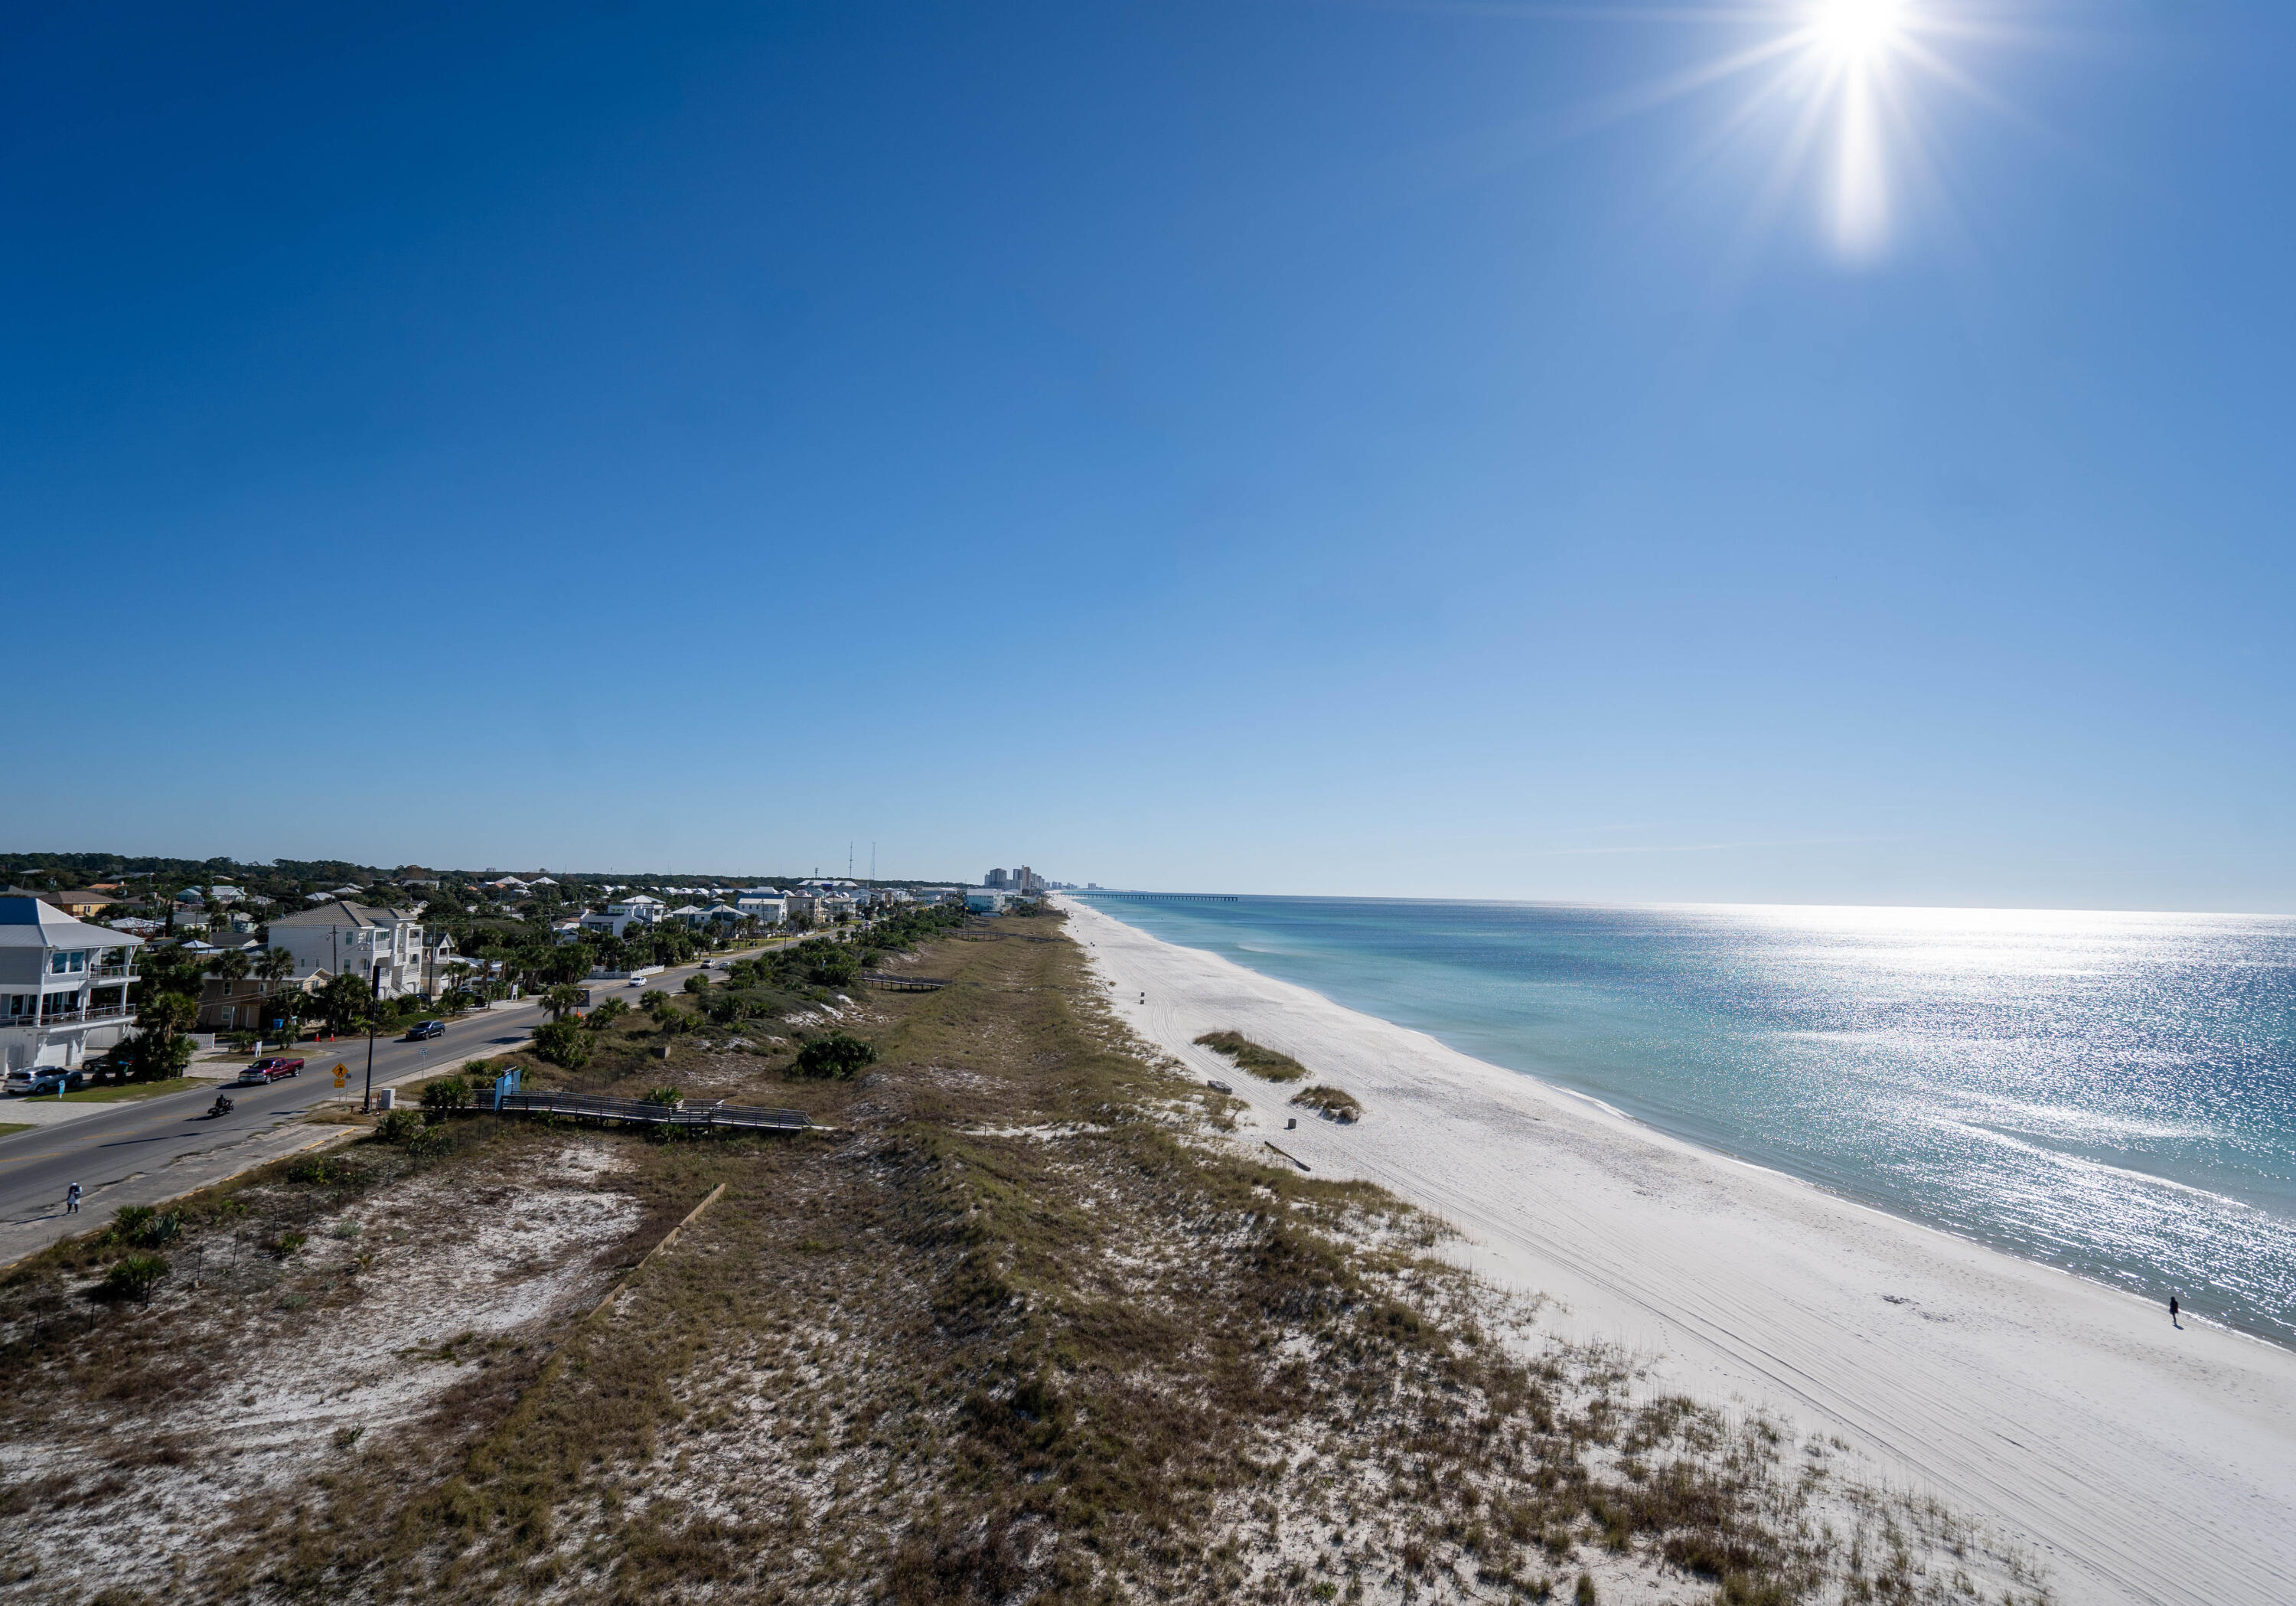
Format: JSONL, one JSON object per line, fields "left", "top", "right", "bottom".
{"left": 207, "top": 1094, "right": 235, "bottom": 1118}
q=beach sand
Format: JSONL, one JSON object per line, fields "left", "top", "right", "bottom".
{"left": 1064, "top": 898, "right": 2296, "bottom": 1606}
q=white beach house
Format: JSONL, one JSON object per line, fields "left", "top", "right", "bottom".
{"left": 266, "top": 900, "right": 444, "bottom": 1000}
{"left": 0, "top": 896, "right": 144, "bottom": 1073}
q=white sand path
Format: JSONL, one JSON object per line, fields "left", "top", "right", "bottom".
{"left": 1064, "top": 898, "right": 2296, "bottom": 1606}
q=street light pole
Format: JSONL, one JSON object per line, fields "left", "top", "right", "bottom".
{"left": 363, "top": 957, "right": 381, "bottom": 1113}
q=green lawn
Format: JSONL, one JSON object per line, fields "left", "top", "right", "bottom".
{"left": 0, "top": 1123, "right": 31, "bottom": 1138}
{"left": 51, "top": 1077, "right": 203, "bottom": 1104}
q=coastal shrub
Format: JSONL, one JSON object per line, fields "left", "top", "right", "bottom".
{"left": 640, "top": 1086, "right": 683, "bottom": 1108}
{"left": 582, "top": 998, "right": 629, "bottom": 1030}
{"left": 106, "top": 1206, "right": 157, "bottom": 1246}
{"left": 531, "top": 1018, "right": 590, "bottom": 1069}
{"left": 1194, "top": 1030, "right": 1309, "bottom": 1082}
{"left": 98, "top": 1255, "right": 170, "bottom": 1304}
{"left": 1576, "top": 1575, "right": 1596, "bottom": 1606}
{"left": 374, "top": 1108, "right": 427, "bottom": 1145}
{"left": 1290, "top": 1085, "right": 1362, "bottom": 1123}
{"left": 420, "top": 1075, "right": 471, "bottom": 1113}
{"left": 790, "top": 1030, "right": 876, "bottom": 1081}
{"left": 287, "top": 1154, "right": 370, "bottom": 1189}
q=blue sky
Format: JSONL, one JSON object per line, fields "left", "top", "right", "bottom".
{"left": 5, "top": 2, "right": 2292, "bottom": 908}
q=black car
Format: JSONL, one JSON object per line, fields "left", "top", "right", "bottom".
{"left": 404, "top": 1020, "right": 445, "bottom": 1041}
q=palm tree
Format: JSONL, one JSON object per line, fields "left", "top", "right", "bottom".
{"left": 543, "top": 983, "right": 586, "bottom": 1021}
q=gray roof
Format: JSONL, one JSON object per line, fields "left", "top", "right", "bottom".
{"left": 268, "top": 900, "right": 413, "bottom": 930}
{"left": 0, "top": 896, "right": 147, "bottom": 950}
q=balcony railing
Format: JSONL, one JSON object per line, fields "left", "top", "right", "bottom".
{"left": 6, "top": 1001, "right": 135, "bottom": 1030}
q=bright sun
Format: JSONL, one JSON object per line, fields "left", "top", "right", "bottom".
{"left": 1812, "top": 0, "right": 1909, "bottom": 63}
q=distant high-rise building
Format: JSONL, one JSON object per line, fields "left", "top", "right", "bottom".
{"left": 1015, "top": 866, "right": 1039, "bottom": 892}
{"left": 985, "top": 868, "right": 1009, "bottom": 889}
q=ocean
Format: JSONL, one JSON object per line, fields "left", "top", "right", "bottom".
{"left": 1074, "top": 895, "right": 2296, "bottom": 1348}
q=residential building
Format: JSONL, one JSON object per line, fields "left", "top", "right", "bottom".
{"left": 667, "top": 904, "right": 709, "bottom": 927}
{"left": 266, "top": 901, "right": 442, "bottom": 1000}
{"left": 735, "top": 891, "right": 789, "bottom": 924}
{"left": 207, "top": 884, "right": 249, "bottom": 903}
{"left": 0, "top": 896, "right": 143, "bottom": 1073}
{"left": 984, "top": 868, "right": 1010, "bottom": 889}
{"left": 581, "top": 893, "right": 670, "bottom": 939}
{"left": 197, "top": 969, "right": 324, "bottom": 1033}
{"left": 964, "top": 890, "right": 1011, "bottom": 914}
{"left": 41, "top": 890, "right": 115, "bottom": 919}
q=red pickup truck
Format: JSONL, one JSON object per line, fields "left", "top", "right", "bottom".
{"left": 235, "top": 1057, "right": 305, "bottom": 1085}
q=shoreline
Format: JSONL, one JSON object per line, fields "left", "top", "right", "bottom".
{"left": 1063, "top": 896, "right": 2296, "bottom": 1606}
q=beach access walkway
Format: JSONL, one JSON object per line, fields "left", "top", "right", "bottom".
{"left": 491, "top": 1089, "right": 811, "bottom": 1134}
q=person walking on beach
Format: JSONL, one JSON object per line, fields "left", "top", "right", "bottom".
{"left": 2169, "top": 1295, "right": 2180, "bottom": 1327}
{"left": 64, "top": 1182, "right": 81, "bottom": 1215}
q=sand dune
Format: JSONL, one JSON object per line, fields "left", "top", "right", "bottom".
{"left": 1065, "top": 898, "right": 2296, "bottom": 1606}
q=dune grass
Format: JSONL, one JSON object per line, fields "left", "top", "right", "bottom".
{"left": 1192, "top": 1027, "right": 1309, "bottom": 1082}
{"left": 1290, "top": 1083, "right": 1362, "bottom": 1122}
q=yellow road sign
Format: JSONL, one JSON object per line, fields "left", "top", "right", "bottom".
{"left": 332, "top": 1061, "right": 350, "bottom": 1089}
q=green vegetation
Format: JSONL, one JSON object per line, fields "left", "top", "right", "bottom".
{"left": 0, "top": 1123, "right": 30, "bottom": 1139}
{"left": 105, "top": 1206, "right": 181, "bottom": 1250}
{"left": 419, "top": 1075, "right": 472, "bottom": 1113}
{"left": 530, "top": 1018, "right": 590, "bottom": 1069}
{"left": 48, "top": 1076, "right": 202, "bottom": 1104}
{"left": 373, "top": 1108, "right": 427, "bottom": 1144}
{"left": 1290, "top": 1083, "right": 1362, "bottom": 1122}
{"left": 97, "top": 1255, "right": 168, "bottom": 1304}
{"left": 1194, "top": 1027, "right": 1310, "bottom": 1082}
{"left": 790, "top": 1030, "right": 877, "bottom": 1080}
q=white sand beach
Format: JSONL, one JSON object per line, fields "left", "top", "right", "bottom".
{"left": 1063, "top": 898, "right": 2296, "bottom": 1606}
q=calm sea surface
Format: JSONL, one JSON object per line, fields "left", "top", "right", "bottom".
{"left": 1075, "top": 896, "right": 2296, "bottom": 1347}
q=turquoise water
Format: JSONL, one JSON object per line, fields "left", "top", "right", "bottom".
{"left": 1077, "top": 896, "right": 2296, "bottom": 1347}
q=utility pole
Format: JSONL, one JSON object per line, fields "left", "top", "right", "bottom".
{"left": 363, "top": 957, "right": 381, "bottom": 1113}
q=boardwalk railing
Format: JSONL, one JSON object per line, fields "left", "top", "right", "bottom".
{"left": 493, "top": 1090, "right": 810, "bottom": 1133}
{"left": 859, "top": 971, "right": 952, "bottom": 992}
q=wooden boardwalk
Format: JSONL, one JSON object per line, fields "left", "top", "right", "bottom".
{"left": 493, "top": 1091, "right": 810, "bottom": 1133}
{"left": 859, "top": 971, "right": 952, "bottom": 992}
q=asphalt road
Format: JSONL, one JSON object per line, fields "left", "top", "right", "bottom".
{"left": 0, "top": 996, "right": 550, "bottom": 1234}
{"left": 0, "top": 938, "right": 839, "bottom": 1264}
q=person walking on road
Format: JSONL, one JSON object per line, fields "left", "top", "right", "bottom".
{"left": 64, "top": 1182, "right": 81, "bottom": 1215}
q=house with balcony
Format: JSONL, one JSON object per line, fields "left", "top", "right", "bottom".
{"left": 266, "top": 900, "right": 439, "bottom": 1000}
{"left": 579, "top": 893, "right": 669, "bottom": 939}
{"left": 0, "top": 896, "right": 143, "bottom": 1074}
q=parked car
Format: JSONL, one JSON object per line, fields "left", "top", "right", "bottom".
{"left": 5, "top": 1066, "right": 88, "bottom": 1096}
{"left": 403, "top": 1020, "right": 445, "bottom": 1042}
{"left": 236, "top": 1057, "right": 305, "bottom": 1085}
